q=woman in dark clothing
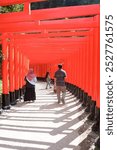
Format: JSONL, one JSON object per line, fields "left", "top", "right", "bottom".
{"left": 45, "top": 72, "right": 51, "bottom": 89}
{"left": 24, "top": 69, "right": 37, "bottom": 102}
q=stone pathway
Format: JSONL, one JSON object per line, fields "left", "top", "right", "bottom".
{"left": 0, "top": 82, "right": 98, "bottom": 150}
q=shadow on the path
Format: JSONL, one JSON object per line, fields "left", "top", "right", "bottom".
{"left": 0, "top": 83, "right": 98, "bottom": 150}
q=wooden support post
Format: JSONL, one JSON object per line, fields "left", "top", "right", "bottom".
{"left": 9, "top": 35, "right": 16, "bottom": 105}
{"left": 23, "top": 2, "right": 31, "bottom": 15}
{"left": 2, "top": 33, "right": 10, "bottom": 109}
{"left": 14, "top": 47, "right": 20, "bottom": 100}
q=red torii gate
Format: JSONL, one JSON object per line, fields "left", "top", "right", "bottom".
{"left": 0, "top": 0, "right": 47, "bottom": 6}
{"left": 0, "top": 0, "right": 100, "bottom": 126}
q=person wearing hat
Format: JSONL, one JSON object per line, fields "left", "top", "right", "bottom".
{"left": 54, "top": 64, "right": 67, "bottom": 104}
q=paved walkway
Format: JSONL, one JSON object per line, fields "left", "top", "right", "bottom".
{"left": 0, "top": 82, "right": 98, "bottom": 150}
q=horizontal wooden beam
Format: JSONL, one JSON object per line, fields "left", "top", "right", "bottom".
{"left": 13, "top": 30, "right": 91, "bottom": 39}
{"left": 0, "top": 17, "right": 98, "bottom": 32}
{"left": 14, "top": 36, "right": 88, "bottom": 46}
{"left": 0, "top": 0, "right": 47, "bottom": 6}
{"left": 0, "top": 4, "right": 100, "bottom": 24}
{"left": 19, "top": 43, "right": 85, "bottom": 50}
{"left": 25, "top": 52, "right": 79, "bottom": 64}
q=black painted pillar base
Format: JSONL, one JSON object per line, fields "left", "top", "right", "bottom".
{"left": 72, "top": 85, "right": 77, "bottom": 95}
{"left": 92, "top": 107, "right": 100, "bottom": 132}
{"left": 66, "top": 82, "right": 68, "bottom": 90}
{"left": 76, "top": 88, "right": 80, "bottom": 99}
{"left": 79, "top": 89, "right": 84, "bottom": 102}
{"left": 69, "top": 84, "right": 73, "bottom": 93}
{"left": 66, "top": 82, "right": 68, "bottom": 89}
{"left": 10, "top": 92, "right": 16, "bottom": 105}
{"left": 2, "top": 94, "right": 11, "bottom": 110}
{"left": 68, "top": 83, "right": 72, "bottom": 92}
{"left": 95, "top": 137, "right": 100, "bottom": 149}
{"left": 22, "top": 85, "right": 26, "bottom": 95}
{"left": 74, "top": 87, "right": 79, "bottom": 97}
{"left": 88, "top": 100, "right": 96, "bottom": 121}
{"left": 15, "top": 90, "right": 20, "bottom": 100}
{"left": 85, "top": 96, "right": 91, "bottom": 113}
{"left": 19, "top": 88, "right": 24, "bottom": 99}
{"left": 82, "top": 92, "right": 88, "bottom": 107}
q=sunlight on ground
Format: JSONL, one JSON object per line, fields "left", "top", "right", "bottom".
{"left": 0, "top": 82, "right": 98, "bottom": 150}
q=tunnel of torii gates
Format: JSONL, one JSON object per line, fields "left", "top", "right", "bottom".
{"left": 0, "top": 0, "right": 100, "bottom": 119}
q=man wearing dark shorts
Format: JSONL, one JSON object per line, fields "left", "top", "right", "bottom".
{"left": 54, "top": 64, "right": 67, "bottom": 104}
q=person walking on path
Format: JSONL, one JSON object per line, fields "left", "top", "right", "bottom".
{"left": 54, "top": 64, "right": 67, "bottom": 104}
{"left": 24, "top": 68, "right": 37, "bottom": 102}
{"left": 45, "top": 71, "right": 51, "bottom": 89}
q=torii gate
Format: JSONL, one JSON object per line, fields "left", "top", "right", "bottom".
{"left": 0, "top": 1, "right": 100, "bottom": 128}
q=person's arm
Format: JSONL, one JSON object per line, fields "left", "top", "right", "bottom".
{"left": 64, "top": 71, "right": 67, "bottom": 81}
{"left": 54, "top": 72, "right": 56, "bottom": 86}
{"left": 54, "top": 78, "right": 56, "bottom": 86}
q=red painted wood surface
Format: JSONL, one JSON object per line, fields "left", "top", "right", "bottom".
{"left": 0, "top": 0, "right": 47, "bottom": 6}
{"left": 0, "top": 3, "right": 100, "bottom": 108}
{"left": 2, "top": 33, "right": 9, "bottom": 94}
{"left": 9, "top": 37, "right": 15, "bottom": 92}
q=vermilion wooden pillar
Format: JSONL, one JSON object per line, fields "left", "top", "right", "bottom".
{"left": 91, "top": 15, "right": 100, "bottom": 131}
{"left": 24, "top": 2, "right": 31, "bottom": 15}
{"left": 36, "top": 65, "right": 39, "bottom": 77}
{"left": 79, "top": 48, "right": 82, "bottom": 89}
{"left": 19, "top": 49, "right": 24, "bottom": 98}
{"left": 82, "top": 45, "right": 86, "bottom": 91}
{"left": 84, "top": 41, "right": 89, "bottom": 105}
{"left": 70, "top": 55, "right": 72, "bottom": 84}
{"left": 81, "top": 46, "right": 84, "bottom": 100}
{"left": 66, "top": 57, "right": 69, "bottom": 83}
{"left": 75, "top": 50, "right": 79, "bottom": 87}
{"left": 22, "top": 56, "right": 28, "bottom": 88}
{"left": 92, "top": 28, "right": 98, "bottom": 102}
{"left": 76, "top": 49, "right": 80, "bottom": 87}
{"left": 86, "top": 36, "right": 91, "bottom": 96}
{"left": 9, "top": 36, "right": 16, "bottom": 105}
{"left": 85, "top": 41, "right": 89, "bottom": 94}
{"left": 82, "top": 44, "right": 88, "bottom": 106}
{"left": 96, "top": 25, "right": 100, "bottom": 129}
{"left": 97, "top": 26, "right": 100, "bottom": 109}
{"left": 22, "top": 55, "right": 25, "bottom": 87}
{"left": 89, "top": 34, "right": 94, "bottom": 99}
{"left": 72, "top": 53, "right": 76, "bottom": 85}
{"left": 2, "top": 33, "right": 10, "bottom": 109}
{"left": 14, "top": 47, "right": 20, "bottom": 100}
{"left": 95, "top": 16, "right": 100, "bottom": 109}
{"left": 26, "top": 57, "right": 30, "bottom": 75}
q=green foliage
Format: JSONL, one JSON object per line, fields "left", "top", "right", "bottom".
{"left": 0, "top": 4, "right": 23, "bottom": 13}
